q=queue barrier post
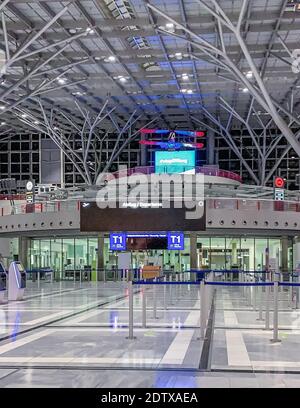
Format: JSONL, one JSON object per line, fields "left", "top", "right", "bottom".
{"left": 257, "top": 279, "right": 264, "bottom": 321}
{"left": 142, "top": 286, "right": 147, "bottom": 328}
{"left": 270, "top": 281, "right": 281, "bottom": 343}
{"left": 127, "top": 281, "right": 135, "bottom": 340}
{"left": 200, "top": 280, "right": 206, "bottom": 340}
{"left": 169, "top": 274, "right": 173, "bottom": 305}
{"left": 153, "top": 277, "right": 157, "bottom": 319}
{"left": 163, "top": 276, "right": 167, "bottom": 310}
{"left": 264, "top": 280, "right": 270, "bottom": 330}
{"left": 289, "top": 275, "right": 293, "bottom": 309}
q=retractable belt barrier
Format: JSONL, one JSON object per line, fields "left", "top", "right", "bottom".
{"left": 127, "top": 277, "right": 300, "bottom": 341}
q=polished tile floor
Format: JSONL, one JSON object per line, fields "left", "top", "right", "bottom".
{"left": 0, "top": 280, "right": 300, "bottom": 387}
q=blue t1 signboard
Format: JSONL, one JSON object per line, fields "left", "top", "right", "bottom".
{"left": 167, "top": 232, "right": 184, "bottom": 250}
{"left": 110, "top": 233, "right": 127, "bottom": 250}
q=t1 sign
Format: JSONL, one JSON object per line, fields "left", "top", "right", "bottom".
{"left": 167, "top": 232, "right": 184, "bottom": 250}
{"left": 110, "top": 233, "right": 127, "bottom": 251}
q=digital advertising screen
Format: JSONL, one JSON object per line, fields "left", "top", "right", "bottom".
{"left": 155, "top": 150, "right": 195, "bottom": 174}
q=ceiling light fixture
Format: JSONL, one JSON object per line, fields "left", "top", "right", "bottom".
{"left": 108, "top": 55, "right": 116, "bottom": 62}
{"left": 242, "top": 87, "right": 249, "bottom": 93}
{"left": 0, "top": 105, "right": 5, "bottom": 110}
{"left": 21, "top": 114, "right": 27, "bottom": 118}
{"left": 119, "top": 76, "right": 127, "bottom": 83}
{"left": 0, "top": 121, "right": 5, "bottom": 125}
{"left": 57, "top": 77, "right": 66, "bottom": 84}
{"left": 182, "top": 73, "right": 189, "bottom": 80}
{"left": 166, "top": 23, "right": 174, "bottom": 29}
{"left": 245, "top": 70, "right": 253, "bottom": 79}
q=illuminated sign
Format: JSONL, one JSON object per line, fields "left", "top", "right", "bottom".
{"left": 109, "top": 233, "right": 126, "bottom": 250}
{"left": 274, "top": 177, "right": 285, "bottom": 188}
{"left": 167, "top": 232, "right": 184, "bottom": 250}
{"left": 155, "top": 150, "right": 195, "bottom": 174}
{"left": 109, "top": 232, "right": 185, "bottom": 251}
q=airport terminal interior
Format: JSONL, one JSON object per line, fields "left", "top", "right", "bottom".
{"left": 1, "top": 0, "right": 300, "bottom": 390}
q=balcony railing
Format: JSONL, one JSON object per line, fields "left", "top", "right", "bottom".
{"left": 106, "top": 166, "right": 242, "bottom": 183}
{"left": 0, "top": 197, "right": 299, "bottom": 217}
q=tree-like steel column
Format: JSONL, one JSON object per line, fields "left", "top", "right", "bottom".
{"left": 147, "top": 1, "right": 300, "bottom": 157}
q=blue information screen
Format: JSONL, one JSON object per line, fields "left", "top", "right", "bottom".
{"left": 167, "top": 232, "right": 185, "bottom": 250}
{"left": 155, "top": 150, "right": 195, "bottom": 174}
{"left": 110, "top": 233, "right": 127, "bottom": 251}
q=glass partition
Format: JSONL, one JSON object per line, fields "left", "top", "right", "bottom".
{"left": 210, "top": 238, "right": 226, "bottom": 270}
{"left": 254, "top": 238, "right": 268, "bottom": 271}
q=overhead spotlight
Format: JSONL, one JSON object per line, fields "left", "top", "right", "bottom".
{"left": 119, "top": 76, "right": 127, "bottom": 83}
{"left": 57, "top": 77, "right": 66, "bottom": 84}
{"left": 34, "top": 121, "right": 39, "bottom": 125}
{"left": 182, "top": 73, "right": 189, "bottom": 80}
{"left": 187, "top": 89, "right": 193, "bottom": 94}
{"left": 166, "top": 23, "right": 174, "bottom": 29}
{"left": 0, "top": 105, "right": 5, "bottom": 110}
{"left": 86, "top": 27, "right": 94, "bottom": 34}
{"left": 21, "top": 113, "right": 27, "bottom": 118}
{"left": 0, "top": 121, "right": 5, "bottom": 125}
{"left": 242, "top": 87, "right": 249, "bottom": 93}
{"left": 175, "top": 52, "right": 182, "bottom": 60}
{"left": 108, "top": 55, "right": 116, "bottom": 62}
{"left": 54, "top": 126, "right": 59, "bottom": 130}
{"left": 180, "top": 89, "right": 187, "bottom": 93}
{"left": 245, "top": 70, "right": 253, "bottom": 79}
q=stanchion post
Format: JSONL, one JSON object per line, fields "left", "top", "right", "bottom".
{"left": 169, "top": 274, "right": 173, "bottom": 305}
{"left": 175, "top": 273, "right": 179, "bottom": 300}
{"left": 270, "top": 281, "right": 281, "bottom": 343}
{"left": 164, "top": 276, "right": 167, "bottom": 310}
{"left": 127, "top": 281, "right": 135, "bottom": 340}
{"left": 289, "top": 275, "right": 293, "bottom": 309}
{"left": 142, "top": 287, "right": 147, "bottom": 328}
{"left": 199, "top": 280, "right": 206, "bottom": 340}
{"left": 265, "top": 280, "right": 270, "bottom": 330}
{"left": 257, "top": 282, "right": 264, "bottom": 321}
{"left": 153, "top": 277, "right": 157, "bottom": 319}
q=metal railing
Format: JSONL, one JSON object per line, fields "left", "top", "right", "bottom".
{"left": 1, "top": 196, "right": 300, "bottom": 217}
{"left": 106, "top": 165, "right": 242, "bottom": 183}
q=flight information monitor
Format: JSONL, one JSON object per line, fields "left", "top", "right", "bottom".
{"left": 80, "top": 202, "right": 206, "bottom": 232}
{"left": 155, "top": 150, "right": 195, "bottom": 174}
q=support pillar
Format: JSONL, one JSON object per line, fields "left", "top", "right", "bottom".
{"left": 18, "top": 237, "right": 29, "bottom": 268}
{"left": 140, "top": 132, "right": 147, "bottom": 166}
{"left": 281, "top": 236, "right": 290, "bottom": 275}
{"left": 97, "top": 234, "right": 104, "bottom": 281}
{"left": 206, "top": 130, "right": 215, "bottom": 165}
{"left": 190, "top": 233, "right": 197, "bottom": 281}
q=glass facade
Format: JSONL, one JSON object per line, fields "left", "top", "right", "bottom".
{"left": 196, "top": 236, "right": 283, "bottom": 271}
{"left": 28, "top": 235, "right": 286, "bottom": 280}
{"left": 28, "top": 237, "right": 99, "bottom": 280}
